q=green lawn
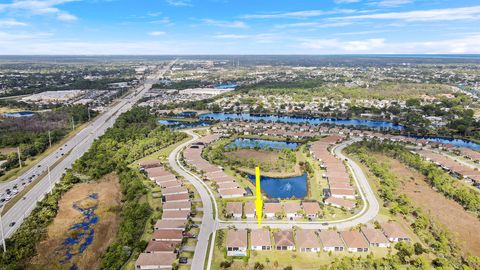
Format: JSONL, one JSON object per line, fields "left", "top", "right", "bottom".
{"left": 211, "top": 229, "right": 393, "bottom": 270}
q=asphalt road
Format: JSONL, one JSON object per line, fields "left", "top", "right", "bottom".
{"left": 0, "top": 61, "right": 176, "bottom": 243}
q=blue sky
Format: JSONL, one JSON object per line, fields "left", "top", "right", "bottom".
{"left": 0, "top": 0, "right": 479, "bottom": 54}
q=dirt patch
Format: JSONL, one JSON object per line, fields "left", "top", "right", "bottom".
{"left": 0, "top": 147, "right": 16, "bottom": 155}
{"left": 28, "top": 173, "right": 122, "bottom": 270}
{"left": 224, "top": 149, "right": 302, "bottom": 178}
{"left": 226, "top": 149, "right": 280, "bottom": 163}
{"left": 373, "top": 153, "right": 480, "bottom": 256}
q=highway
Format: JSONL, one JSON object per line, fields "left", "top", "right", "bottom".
{"left": 169, "top": 134, "right": 380, "bottom": 269}
{"left": 0, "top": 60, "right": 176, "bottom": 243}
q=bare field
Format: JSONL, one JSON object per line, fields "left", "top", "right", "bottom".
{"left": 28, "top": 174, "right": 122, "bottom": 270}
{"left": 225, "top": 149, "right": 302, "bottom": 177}
{"left": 373, "top": 153, "right": 480, "bottom": 256}
{"left": 0, "top": 147, "right": 16, "bottom": 155}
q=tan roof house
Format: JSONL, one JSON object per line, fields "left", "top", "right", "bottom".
{"left": 135, "top": 252, "right": 176, "bottom": 270}
{"left": 318, "top": 231, "right": 344, "bottom": 252}
{"left": 361, "top": 228, "right": 390, "bottom": 247}
{"left": 381, "top": 222, "right": 410, "bottom": 242}
{"left": 302, "top": 201, "right": 321, "bottom": 219}
{"left": 273, "top": 230, "right": 295, "bottom": 251}
{"left": 250, "top": 229, "right": 272, "bottom": 251}
{"left": 340, "top": 231, "right": 369, "bottom": 253}
{"left": 225, "top": 202, "right": 243, "bottom": 219}
{"left": 296, "top": 229, "right": 321, "bottom": 252}
{"left": 226, "top": 229, "right": 248, "bottom": 256}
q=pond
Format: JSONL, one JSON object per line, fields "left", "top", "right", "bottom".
{"left": 158, "top": 119, "right": 212, "bottom": 129}
{"left": 415, "top": 136, "right": 480, "bottom": 151}
{"left": 226, "top": 138, "right": 299, "bottom": 150}
{"left": 1, "top": 111, "right": 35, "bottom": 118}
{"left": 247, "top": 173, "right": 307, "bottom": 199}
{"left": 200, "top": 113, "right": 404, "bottom": 130}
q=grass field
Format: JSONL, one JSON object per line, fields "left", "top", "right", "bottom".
{"left": 28, "top": 174, "right": 122, "bottom": 270}
{"left": 211, "top": 229, "right": 391, "bottom": 270}
{"left": 370, "top": 152, "right": 480, "bottom": 256}
{"left": 224, "top": 149, "right": 302, "bottom": 178}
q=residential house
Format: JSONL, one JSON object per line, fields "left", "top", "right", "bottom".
{"left": 264, "top": 202, "right": 283, "bottom": 219}
{"left": 340, "top": 231, "right": 369, "bottom": 253}
{"left": 244, "top": 202, "right": 255, "bottom": 219}
{"left": 296, "top": 229, "right": 321, "bottom": 252}
{"left": 226, "top": 229, "right": 248, "bottom": 256}
{"left": 225, "top": 202, "right": 243, "bottom": 219}
{"left": 318, "top": 231, "right": 344, "bottom": 252}
{"left": 151, "top": 230, "right": 184, "bottom": 242}
{"left": 381, "top": 222, "right": 411, "bottom": 242}
{"left": 284, "top": 202, "right": 302, "bottom": 220}
{"left": 361, "top": 228, "right": 390, "bottom": 247}
{"left": 250, "top": 229, "right": 272, "bottom": 251}
{"left": 301, "top": 201, "right": 321, "bottom": 219}
{"left": 135, "top": 253, "right": 176, "bottom": 270}
{"left": 154, "top": 220, "right": 187, "bottom": 231}
{"left": 273, "top": 230, "right": 295, "bottom": 251}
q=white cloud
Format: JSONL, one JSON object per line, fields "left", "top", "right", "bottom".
{"left": 373, "top": 0, "right": 413, "bottom": 7}
{"left": 202, "top": 19, "right": 248, "bottom": 28}
{"left": 241, "top": 9, "right": 356, "bottom": 19}
{"left": 213, "top": 33, "right": 281, "bottom": 43}
{"left": 0, "top": 19, "right": 28, "bottom": 27}
{"left": 166, "top": 0, "right": 192, "bottom": 7}
{"left": 299, "top": 34, "right": 480, "bottom": 54}
{"left": 301, "top": 38, "right": 385, "bottom": 51}
{"left": 335, "top": 0, "right": 362, "bottom": 3}
{"left": 0, "top": 0, "right": 79, "bottom": 22}
{"left": 333, "top": 5, "right": 480, "bottom": 22}
{"left": 275, "top": 21, "right": 352, "bottom": 29}
{"left": 148, "top": 31, "right": 166, "bottom": 36}
{"left": 57, "top": 12, "right": 77, "bottom": 21}
{"left": 213, "top": 34, "right": 248, "bottom": 39}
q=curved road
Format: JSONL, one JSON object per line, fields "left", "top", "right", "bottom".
{"left": 168, "top": 130, "right": 218, "bottom": 270}
{"left": 169, "top": 132, "right": 380, "bottom": 269}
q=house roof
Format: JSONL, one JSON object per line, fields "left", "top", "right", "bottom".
{"left": 162, "top": 210, "right": 190, "bottom": 220}
{"left": 361, "top": 228, "right": 389, "bottom": 245}
{"left": 250, "top": 229, "right": 271, "bottom": 247}
{"left": 226, "top": 229, "right": 248, "bottom": 248}
{"left": 296, "top": 229, "right": 321, "bottom": 249}
{"left": 139, "top": 159, "right": 161, "bottom": 168}
{"left": 340, "top": 231, "right": 369, "bottom": 249}
{"left": 318, "top": 231, "right": 344, "bottom": 247}
{"left": 273, "top": 230, "right": 295, "bottom": 247}
{"left": 163, "top": 201, "right": 191, "bottom": 211}
{"left": 226, "top": 202, "right": 243, "bottom": 215}
{"left": 152, "top": 230, "right": 184, "bottom": 240}
{"left": 135, "top": 252, "right": 176, "bottom": 267}
{"left": 264, "top": 202, "right": 282, "bottom": 214}
{"left": 145, "top": 240, "right": 180, "bottom": 253}
{"left": 283, "top": 202, "right": 301, "bottom": 214}
{"left": 324, "top": 197, "right": 355, "bottom": 209}
{"left": 164, "top": 193, "right": 190, "bottom": 202}
{"left": 244, "top": 201, "right": 255, "bottom": 215}
{"left": 381, "top": 222, "right": 409, "bottom": 239}
{"left": 154, "top": 220, "right": 187, "bottom": 231}
{"left": 302, "top": 201, "right": 320, "bottom": 215}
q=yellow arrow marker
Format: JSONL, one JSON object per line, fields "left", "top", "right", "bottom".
{"left": 254, "top": 166, "right": 263, "bottom": 227}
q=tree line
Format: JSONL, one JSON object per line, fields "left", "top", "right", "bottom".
{"left": 0, "top": 106, "right": 186, "bottom": 269}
